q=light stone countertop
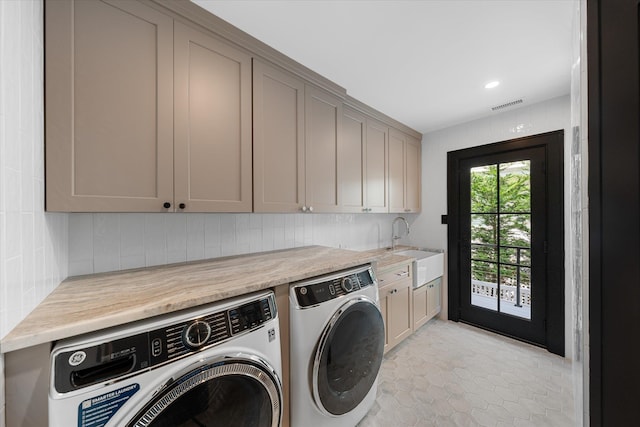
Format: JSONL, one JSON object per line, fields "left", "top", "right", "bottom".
{"left": 0, "top": 246, "right": 379, "bottom": 353}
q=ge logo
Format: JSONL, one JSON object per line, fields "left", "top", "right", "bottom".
{"left": 68, "top": 351, "right": 86, "bottom": 366}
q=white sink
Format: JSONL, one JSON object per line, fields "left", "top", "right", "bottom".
{"left": 394, "top": 249, "right": 444, "bottom": 288}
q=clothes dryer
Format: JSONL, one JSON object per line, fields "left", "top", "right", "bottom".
{"left": 289, "top": 264, "right": 384, "bottom": 427}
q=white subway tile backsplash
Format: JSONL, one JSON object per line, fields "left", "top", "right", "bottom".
{"left": 93, "top": 213, "right": 120, "bottom": 261}
{"left": 186, "top": 214, "right": 205, "bottom": 262}
{"left": 236, "top": 213, "right": 250, "bottom": 231}
{"left": 204, "top": 245, "right": 222, "bottom": 259}
{"left": 120, "top": 214, "right": 144, "bottom": 258}
{"left": 261, "top": 226, "right": 275, "bottom": 251}
{"left": 94, "top": 256, "right": 120, "bottom": 275}
{"left": 248, "top": 228, "right": 263, "bottom": 253}
{"left": 144, "top": 214, "right": 167, "bottom": 267}
{"left": 220, "top": 215, "right": 236, "bottom": 249}
{"left": 67, "top": 211, "right": 404, "bottom": 276}
{"left": 166, "top": 214, "right": 187, "bottom": 264}
{"left": 204, "top": 214, "right": 221, "bottom": 248}
{"left": 120, "top": 255, "right": 146, "bottom": 271}
{"left": 250, "top": 213, "right": 262, "bottom": 230}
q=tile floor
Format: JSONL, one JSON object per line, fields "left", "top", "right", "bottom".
{"left": 358, "top": 319, "right": 574, "bottom": 427}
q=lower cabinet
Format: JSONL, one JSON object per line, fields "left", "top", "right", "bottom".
{"left": 378, "top": 262, "right": 413, "bottom": 353}
{"left": 413, "top": 277, "right": 442, "bottom": 330}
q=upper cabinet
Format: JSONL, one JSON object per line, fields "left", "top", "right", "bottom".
{"left": 389, "top": 128, "right": 422, "bottom": 213}
{"left": 365, "top": 119, "right": 390, "bottom": 213}
{"left": 45, "top": 0, "right": 252, "bottom": 212}
{"left": 305, "top": 85, "right": 343, "bottom": 213}
{"left": 253, "top": 60, "right": 342, "bottom": 214}
{"left": 340, "top": 108, "right": 389, "bottom": 213}
{"left": 45, "top": 0, "right": 175, "bottom": 211}
{"left": 340, "top": 107, "right": 366, "bottom": 212}
{"left": 174, "top": 22, "right": 252, "bottom": 212}
{"left": 252, "top": 60, "right": 306, "bottom": 212}
{"left": 45, "top": 0, "right": 421, "bottom": 213}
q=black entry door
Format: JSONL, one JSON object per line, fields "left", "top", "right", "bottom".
{"left": 448, "top": 131, "right": 564, "bottom": 355}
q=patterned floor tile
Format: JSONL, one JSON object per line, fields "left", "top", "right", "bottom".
{"left": 357, "top": 319, "right": 575, "bottom": 426}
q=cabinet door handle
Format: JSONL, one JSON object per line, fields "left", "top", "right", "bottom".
{"left": 301, "top": 205, "right": 307, "bottom": 212}
{"left": 179, "top": 203, "right": 186, "bottom": 209}
{"left": 163, "top": 202, "right": 171, "bottom": 209}
{"left": 396, "top": 271, "right": 409, "bottom": 277}
{"left": 308, "top": 206, "right": 314, "bottom": 212}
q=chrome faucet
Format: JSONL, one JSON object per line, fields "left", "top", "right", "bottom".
{"left": 391, "top": 217, "right": 410, "bottom": 250}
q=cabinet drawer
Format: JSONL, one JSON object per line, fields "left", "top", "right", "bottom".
{"left": 377, "top": 263, "right": 412, "bottom": 287}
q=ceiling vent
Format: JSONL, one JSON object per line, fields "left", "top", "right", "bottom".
{"left": 491, "top": 98, "right": 523, "bottom": 111}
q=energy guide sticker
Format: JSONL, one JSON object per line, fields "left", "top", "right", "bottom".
{"left": 77, "top": 383, "right": 140, "bottom": 427}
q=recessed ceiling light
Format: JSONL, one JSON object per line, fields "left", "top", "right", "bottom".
{"left": 485, "top": 81, "right": 500, "bottom": 89}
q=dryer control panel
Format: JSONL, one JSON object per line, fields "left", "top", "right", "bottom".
{"left": 52, "top": 293, "right": 276, "bottom": 394}
{"left": 293, "top": 265, "right": 375, "bottom": 308}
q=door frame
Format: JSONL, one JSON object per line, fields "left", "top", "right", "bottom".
{"left": 447, "top": 130, "right": 565, "bottom": 355}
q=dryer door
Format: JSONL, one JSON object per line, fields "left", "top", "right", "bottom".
{"left": 312, "top": 297, "right": 385, "bottom": 416}
{"left": 127, "top": 357, "right": 281, "bottom": 427}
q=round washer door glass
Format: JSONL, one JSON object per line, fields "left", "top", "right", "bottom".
{"left": 128, "top": 359, "right": 281, "bottom": 427}
{"left": 313, "top": 298, "right": 385, "bottom": 415}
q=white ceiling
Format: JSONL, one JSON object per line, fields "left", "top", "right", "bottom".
{"left": 193, "top": 0, "right": 576, "bottom": 134}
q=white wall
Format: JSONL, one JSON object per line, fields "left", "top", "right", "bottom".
{"left": 0, "top": 1, "right": 69, "bottom": 424}
{"left": 67, "top": 212, "right": 416, "bottom": 276}
{"left": 410, "top": 95, "right": 573, "bottom": 358}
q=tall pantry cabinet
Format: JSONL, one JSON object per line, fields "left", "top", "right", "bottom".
{"left": 45, "top": 0, "right": 252, "bottom": 212}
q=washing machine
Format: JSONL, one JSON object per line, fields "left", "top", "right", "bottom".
{"left": 49, "top": 290, "right": 282, "bottom": 427}
{"left": 289, "top": 264, "right": 385, "bottom": 427}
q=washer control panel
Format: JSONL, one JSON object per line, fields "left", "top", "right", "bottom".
{"left": 52, "top": 292, "right": 276, "bottom": 394}
{"left": 293, "top": 265, "right": 375, "bottom": 308}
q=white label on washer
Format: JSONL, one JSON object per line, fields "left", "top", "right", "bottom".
{"left": 77, "top": 383, "right": 139, "bottom": 427}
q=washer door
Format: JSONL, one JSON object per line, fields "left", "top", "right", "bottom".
{"left": 127, "top": 356, "right": 281, "bottom": 427}
{"left": 313, "top": 297, "right": 385, "bottom": 416}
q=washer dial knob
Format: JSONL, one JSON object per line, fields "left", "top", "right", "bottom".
{"left": 183, "top": 320, "right": 211, "bottom": 349}
{"left": 341, "top": 277, "right": 354, "bottom": 293}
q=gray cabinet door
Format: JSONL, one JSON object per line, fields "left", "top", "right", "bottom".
{"left": 45, "top": 0, "right": 174, "bottom": 211}
{"left": 340, "top": 106, "right": 366, "bottom": 212}
{"left": 253, "top": 60, "right": 306, "bottom": 213}
{"left": 305, "top": 85, "right": 343, "bottom": 213}
{"left": 174, "top": 22, "right": 252, "bottom": 212}
{"left": 365, "top": 119, "right": 389, "bottom": 213}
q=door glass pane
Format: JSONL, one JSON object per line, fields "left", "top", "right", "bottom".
{"left": 471, "top": 165, "right": 497, "bottom": 212}
{"left": 499, "top": 214, "right": 531, "bottom": 248}
{"left": 471, "top": 214, "right": 497, "bottom": 245}
{"left": 470, "top": 260, "right": 498, "bottom": 311}
{"left": 470, "top": 161, "right": 532, "bottom": 319}
{"left": 499, "top": 161, "right": 530, "bottom": 212}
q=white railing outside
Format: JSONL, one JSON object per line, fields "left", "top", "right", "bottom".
{"left": 471, "top": 280, "right": 531, "bottom": 307}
